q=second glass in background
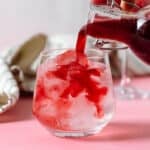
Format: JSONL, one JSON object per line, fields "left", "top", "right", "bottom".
{"left": 88, "top": 0, "right": 150, "bottom": 100}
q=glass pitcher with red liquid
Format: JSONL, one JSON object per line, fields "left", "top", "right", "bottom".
{"left": 75, "top": 0, "right": 150, "bottom": 99}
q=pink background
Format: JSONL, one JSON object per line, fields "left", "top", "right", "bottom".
{"left": 1, "top": 77, "right": 150, "bottom": 150}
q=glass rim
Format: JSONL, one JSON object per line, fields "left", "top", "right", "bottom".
{"left": 39, "top": 47, "right": 124, "bottom": 57}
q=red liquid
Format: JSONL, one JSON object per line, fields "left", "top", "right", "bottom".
{"left": 76, "top": 18, "right": 150, "bottom": 64}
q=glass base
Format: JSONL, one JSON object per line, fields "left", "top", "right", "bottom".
{"left": 115, "top": 85, "right": 150, "bottom": 100}
{"left": 47, "top": 114, "right": 113, "bottom": 138}
{"left": 52, "top": 130, "right": 100, "bottom": 138}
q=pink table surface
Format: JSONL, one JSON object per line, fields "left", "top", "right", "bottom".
{"left": 0, "top": 77, "right": 150, "bottom": 150}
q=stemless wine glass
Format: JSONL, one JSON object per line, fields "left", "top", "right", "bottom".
{"left": 89, "top": 0, "right": 150, "bottom": 100}
{"left": 115, "top": 48, "right": 150, "bottom": 100}
{"left": 33, "top": 48, "right": 114, "bottom": 138}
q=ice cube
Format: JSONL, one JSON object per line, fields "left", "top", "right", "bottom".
{"left": 67, "top": 94, "right": 99, "bottom": 130}
{"left": 43, "top": 76, "right": 69, "bottom": 100}
{"left": 38, "top": 99, "right": 57, "bottom": 117}
{"left": 56, "top": 50, "right": 76, "bottom": 65}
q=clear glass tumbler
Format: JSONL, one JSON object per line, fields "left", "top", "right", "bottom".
{"left": 32, "top": 48, "right": 115, "bottom": 138}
